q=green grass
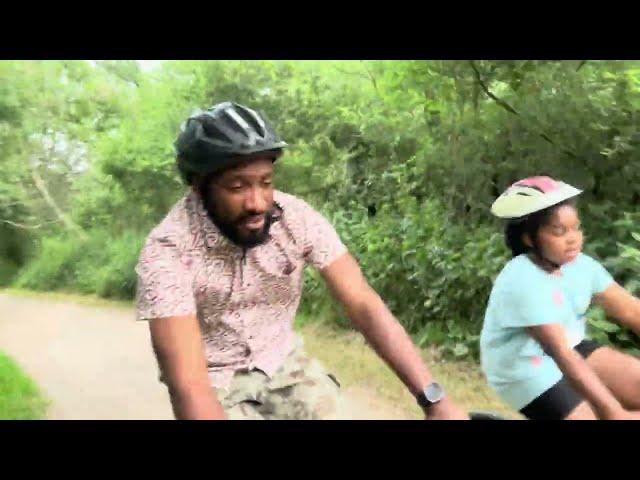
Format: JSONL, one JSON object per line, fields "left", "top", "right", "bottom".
{"left": 299, "top": 320, "right": 522, "bottom": 419}
{"left": 0, "top": 351, "right": 49, "bottom": 420}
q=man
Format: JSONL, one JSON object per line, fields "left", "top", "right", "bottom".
{"left": 135, "top": 101, "right": 468, "bottom": 420}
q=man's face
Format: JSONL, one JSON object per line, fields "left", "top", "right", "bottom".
{"left": 201, "top": 156, "right": 275, "bottom": 248}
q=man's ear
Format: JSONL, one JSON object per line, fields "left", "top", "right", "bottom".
{"left": 522, "top": 232, "right": 533, "bottom": 248}
{"left": 192, "top": 174, "right": 210, "bottom": 195}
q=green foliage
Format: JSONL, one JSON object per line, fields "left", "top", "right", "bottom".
{"left": 586, "top": 228, "right": 640, "bottom": 355}
{"left": 0, "top": 351, "right": 48, "bottom": 419}
{"left": 4, "top": 60, "right": 640, "bottom": 359}
{"left": 300, "top": 196, "right": 508, "bottom": 358}
{"left": 15, "top": 229, "right": 144, "bottom": 299}
{"left": 0, "top": 257, "right": 20, "bottom": 287}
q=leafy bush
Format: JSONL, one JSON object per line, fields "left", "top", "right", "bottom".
{"left": 300, "top": 196, "right": 509, "bottom": 359}
{"left": 15, "top": 229, "right": 144, "bottom": 299}
{"left": 586, "top": 224, "right": 640, "bottom": 355}
{"left": 7, "top": 60, "right": 640, "bottom": 359}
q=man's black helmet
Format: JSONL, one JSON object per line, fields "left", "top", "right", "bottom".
{"left": 175, "top": 101, "right": 287, "bottom": 183}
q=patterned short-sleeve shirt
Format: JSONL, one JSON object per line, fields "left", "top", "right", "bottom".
{"left": 135, "top": 189, "right": 347, "bottom": 389}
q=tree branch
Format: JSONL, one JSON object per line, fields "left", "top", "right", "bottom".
{"left": 360, "top": 61, "right": 381, "bottom": 97}
{"left": 468, "top": 60, "right": 519, "bottom": 115}
{"left": 0, "top": 218, "right": 60, "bottom": 230}
{"left": 297, "top": 181, "right": 342, "bottom": 197}
{"left": 30, "top": 169, "right": 88, "bottom": 240}
{"left": 25, "top": 130, "right": 89, "bottom": 239}
{"left": 468, "top": 60, "right": 576, "bottom": 158}
{"left": 334, "top": 67, "right": 369, "bottom": 80}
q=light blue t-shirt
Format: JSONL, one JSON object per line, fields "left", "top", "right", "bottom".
{"left": 479, "top": 253, "right": 614, "bottom": 411}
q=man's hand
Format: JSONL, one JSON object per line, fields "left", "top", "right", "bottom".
{"left": 424, "top": 398, "right": 470, "bottom": 420}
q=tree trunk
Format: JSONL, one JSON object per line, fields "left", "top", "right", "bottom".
{"left": 30, "top": 169, "right": 88, "bottom": 240}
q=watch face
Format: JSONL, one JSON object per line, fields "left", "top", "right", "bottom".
{"left": 424, "top": 382, "right": 445, "bottom": 403}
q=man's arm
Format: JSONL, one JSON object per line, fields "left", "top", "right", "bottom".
{"left": 149, "top": 314, "right": 226, "bottom": 420}
{"left": 320, "top": 252, "right": 468, "bottom": 419}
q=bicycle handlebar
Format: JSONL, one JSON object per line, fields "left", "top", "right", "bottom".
{"left": 469, "top": 410, "right": 506, "bottom": 420}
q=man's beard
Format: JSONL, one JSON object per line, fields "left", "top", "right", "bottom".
{"left": 200, "top": 195, "right": 273, "bottom": 249}
{"left": 209, "top": 210, "right": 274, "bottom": 248}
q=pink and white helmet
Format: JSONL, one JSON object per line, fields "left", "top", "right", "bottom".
{"left": 491, "top": 176, "right": 583, "bottom": 219}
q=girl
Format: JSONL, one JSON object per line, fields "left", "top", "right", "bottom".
{"left": 480, "top": 176, "right": 640, "bottom": 420}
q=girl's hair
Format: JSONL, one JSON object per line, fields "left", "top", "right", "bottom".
{"left": 504, "top": 198, "right": 577, "bottom": 258}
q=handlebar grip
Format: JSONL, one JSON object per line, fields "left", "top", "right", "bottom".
{"left": 469, "top": 411, "right": 506, "bottom": 420}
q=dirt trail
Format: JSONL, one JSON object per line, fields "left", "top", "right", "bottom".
{"left": 0, "top": 293, "right": 406, "bottom": 420}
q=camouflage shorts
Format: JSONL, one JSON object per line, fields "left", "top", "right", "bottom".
{"left": 216, "top": 339, "right": 343, "bottom": 420}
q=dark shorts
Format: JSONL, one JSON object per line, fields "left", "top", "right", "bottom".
{"left": 519, "top": 339, "right": 603, "bottom": 420}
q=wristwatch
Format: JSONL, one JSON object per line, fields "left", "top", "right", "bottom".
{"left": 416, "top": 382, "right": 446, "bottom": 409}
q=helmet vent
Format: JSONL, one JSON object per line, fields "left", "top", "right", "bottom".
{"left": 199, "top": 117, "right": 233, "bottom": 143}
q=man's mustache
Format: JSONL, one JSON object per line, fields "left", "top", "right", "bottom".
{"left": 234, "top": 210, "right": 273, "bottom": 224}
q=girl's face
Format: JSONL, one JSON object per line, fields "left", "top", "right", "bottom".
{"left": 527, "top": 204, "right": 584, "bottom": 265}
